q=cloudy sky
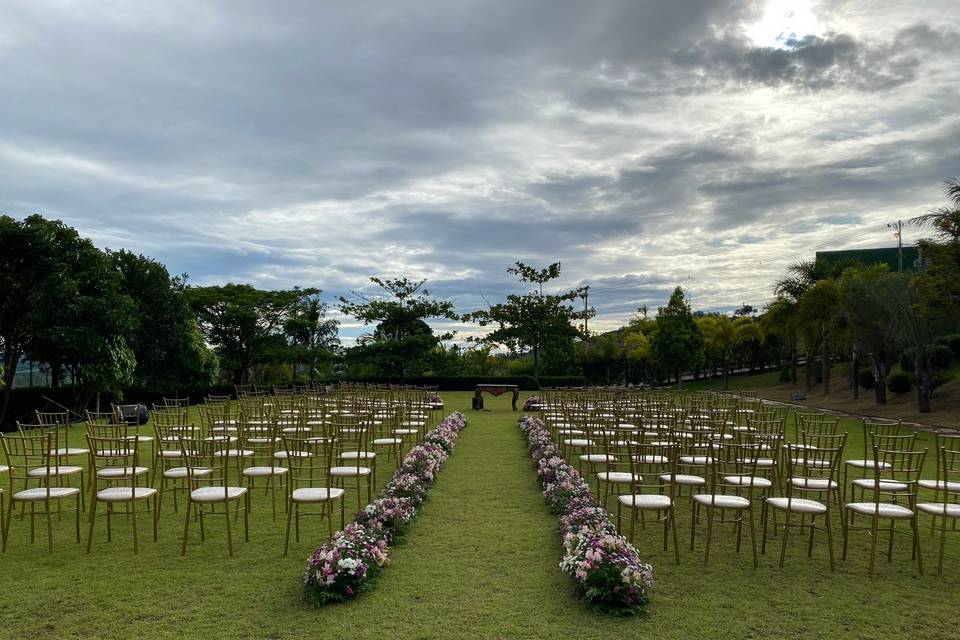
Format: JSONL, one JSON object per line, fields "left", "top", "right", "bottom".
{"left": 2, "top": 0, "right": 958, "bottom": 341}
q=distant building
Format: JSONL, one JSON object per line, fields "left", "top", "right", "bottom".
{"left": 815, "top": 246, "right": 924, "bottom": 272}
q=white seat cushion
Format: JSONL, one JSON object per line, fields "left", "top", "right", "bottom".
{"left": 918, "top": 479, "right": 960, "bottom": 492}
{"left": 97, "top": 466, "right": 149, "bottom": 479}
{"left": 724, "top": 475, "right": 772, "bottom": 489}
{"left": 13, "top": 486, "right": 81, "bottom": 501}
{"left": 96, "top": 486, "right": 157, "bottom": 502}
{"left": 618, "top": 494, "right": 672, "bottom": 509}
{"left": 917, "top": 502, "right": 960, "bottom": 517}
{"left": 846, "top": 459, "right": 892, "bottom": 470}
{"left": 28, "top": 465, "right": 83, "bottom": 477}
{"left": 693, "top": 494, "right": 751, "bottom": 509}
{"left": 679, "top": 455, "right": 713, "bottom": 465}
{"left": 274, "top": 450, "right": 311, "bottom": 459}
{"left": 393, "top": 428, "right": 419, "bottom": 435}
{"left": 659, "top": 473, "right": 706, "bottom": 486}
{"left": 851, "top": 479, "right": 909, "bottom": 492}
{"left": 790, "top": 458, "right": 831, "bottom": 468}
{"left": 191, "top": 486, "right": 247, "bottom": 502}
{"left": 164, "top": 467, "right": 213, "bottom": 479}
{"left": 212, "top": 449, "right": 254, "bottom": 458}
{"left": 633, "top": 455, "right": 668, "bottom": 464}
{"left": 242, "top": 466, "right": 289, "bottom": 477}
{"left": 340, "top": 451, "right": 376, "bottom": 460}
{"left": 579, "top": 454, "right": 616, "bottom": 463}
{"left": 373, "top": 438, "right": 404, "bottom": 445}
{"left": 330, "top": 466, "right": 372, "bottom": 477}
{"left": 0, "top": 464, "right": 8, "bottom": 474}
{"left": 292, "top": 487, "right": 345, "bottom": 502}
{"left": 845, "top": 502, "right": 914, "bottom": 518}
{"left": 159, "top": 449, "right": 185, "bottom": 458}
{"left": 790, "top": 477, "right": 837, "bottom": 490}
{"left": 564, "top": 439, "right": 592, "bottom": 447}
{"left": 50, "top": 447, "right": 89, "bottom": 456}
{"left": 597, "top": 471, "right": 642, "bottom": 483}
{"left": 766, "top": 497, "right": 827, "bottom": 514}
{"left": 557, "top": 429, "right": 585, "bottom": 436}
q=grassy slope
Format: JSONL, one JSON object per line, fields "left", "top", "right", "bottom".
{"left": 0, "top": 392, "right": 957, "bottom": 639}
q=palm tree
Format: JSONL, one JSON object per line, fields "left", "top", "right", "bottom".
{"left": 697, "top": 315, "right": 754, "bottom": 390}
{"left": 910, "top": 177, "right": 960, "bottom": 243}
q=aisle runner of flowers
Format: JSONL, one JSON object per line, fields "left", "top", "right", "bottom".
{"left": 304, "top": 412, "right": 467, "bottom": 605}
{"left": 519, "top": 415, "right": 654, "bottom": 614}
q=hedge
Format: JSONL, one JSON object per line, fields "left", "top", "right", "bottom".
{"left": 331, "top": 375, "right": 587, "bottom": 391}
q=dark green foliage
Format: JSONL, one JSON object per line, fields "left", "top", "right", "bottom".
{"left": 943, "top": 334, "right": 960, "bottom": 359}
{"left": 932, "top": 344, "right": 952, "bottom": 369}
{"left": 887, "top": 371, "right": 913, "bottom": 394}
{"left": 649, "top": 288, "right": 704, "bottom": 386}
{"left": 858, "top": 368, "right": 876, "bottom": 389}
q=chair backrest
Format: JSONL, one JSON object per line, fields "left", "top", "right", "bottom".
{"left": 163, "top": 397, "right": 190, "bottom": 408}
{"left": 282, "top": 431, "right": 335, "bottom": 489}
{"left": 86, "top": 434, "right": 144, "bottom": 492}
{"left": 85, "top": 410, "right": 117, "bottom": 426}
{"left": 707, "top": 442, "right": 761, "bottom": 501}
{"left": 794, "top": 431, "right": 847, "bottom": 480}
{"left": 862, "top": 419, "right": 901, "bottom": 458}
{"left": 85, "top": 422, "right": 131, "bottom": 439}
{"left": 871, "top": 431, "right": 917, "bottom": 454}
{"left": 932, "top": 431, "right": 960, "bottom": 496}
{"left": 152, "top": 405, "right": 189, "bottom": 427}
{"left": 627, "top": 441, "right": 677, "bottom": 498}
{"left": 870, "top": 445, "right": 926, "bottom": 503}
{"left": 1, "top": 432, "right": 53, "bottom": 491}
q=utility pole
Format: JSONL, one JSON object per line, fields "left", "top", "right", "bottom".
{"left": 888, "top": 219, "right": 903, "bottom": 272}
{"left": 582, "top": 285, "right": 589, "bottom": 336}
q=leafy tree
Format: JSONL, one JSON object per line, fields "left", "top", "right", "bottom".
{"left": 761, "top": 296, "right": 800, "bottom": 384}
{"left": 340, "top": 277, "right": 457, "bottom": 382}
{"left": 838, "top": 265, "right": 898, "bottom": 404}
{"left": 466, "top": 262, "right": 590, "bottom": 385}
{"left": 649, "top": 287, "right": 704, "bottom": 387}
{"left": 186, "top": 284, "right": 317, "bottom": 383}
{"left": 284, "top": 294, "right": 339, "bottom": 382}
{"left": 910, "top": 177, "right": 960, "bottom": 244}
{"left": 888, "top": 274, "right": 946, "bottom": 413}
{"left": 697, "top": 314, "right": 755, "bottom": 390}
{"left": 111, "top": 250, "right": 218, "bottom": 391}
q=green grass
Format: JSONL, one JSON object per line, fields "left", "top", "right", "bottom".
{"left": 0, "top": 392, "right": 957, "bottom": 639}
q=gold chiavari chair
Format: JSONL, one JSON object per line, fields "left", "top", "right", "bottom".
{"left": 843, "top": 419, "right": 902, "bottom": 498}
{"left": 917, "top": 434, "right": 960, "bottom": 574}
{"left": 36, "top": 410, "right": 90, "bottom": 462}
{"left": 1, "top": 433, "right": 82, "bottom": 553}
{"left": 18, "top": 420, "right": 86, "bottom": 501}
{"left": 155, "top": 425, "right": 209, "bottom": 513}
{"left": 282, "top": 430, "right": 345, "bottom": 555}
{"left": 843, "top": 445, "right": 926, "bottom": 574}
{"left": 240, "top": 417, "right": 288, "bottom": 521}
{"left": 847, "top": 432, "right": 918, "bottom": 507}
{"left": 617, "top": 442, "right": 680, "bottom": 563}
{"left": 690, "top": 441, "right": 762, "bottom": 566}
{"left": 180, "top": 437, "right": 251, "bottom": 557}
{"left": 85, "top": 433, "right": 157, "bottom": 554}
{"left": 329, "top": 415, "right": 374, "bottom": 510}
{"left": 763, "top": 432, "right": 846, "bottom": 569}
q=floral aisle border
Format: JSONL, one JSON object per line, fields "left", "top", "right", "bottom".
{"left": 304, "top": 411, "right": 468, "bottom": 605}
{"left": 519, "top": 415, "right": 654, "bottom": 614}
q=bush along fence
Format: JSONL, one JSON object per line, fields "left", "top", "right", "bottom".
{"left": 519, "top": 415, "right": 654, "bottom": 615}
{"left": 303, "top": 412, "right": 468, "bottom": 605}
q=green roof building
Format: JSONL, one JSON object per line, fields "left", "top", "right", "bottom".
{"left": 815, "top": 246, "right": 923, "bottom": 272}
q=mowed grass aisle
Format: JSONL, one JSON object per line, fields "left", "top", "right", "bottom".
{"left": 1, "top": 392, "right": 958, "bottom": 639}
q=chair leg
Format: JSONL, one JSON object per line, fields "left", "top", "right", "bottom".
{"left": 670, "top": 508, "right": 680, "bottom": 564}
{"left": 244, "top": 493, "right": 250, "bottom": 543}
{"left": 868, "top": 515, "right": 880, "bottom": 574}
{"left": 86, "top": 498, "right": 98, "bottom": 554}
{"left": 131, "top": 502, "right": 139, "bottom": 555}
{"left": 74, "top": 494, "right": 81, "bottom": 544}
{"left": 937, "top": 523, "right": 946, "bottom": 575}
{"left": 152, "top": 496, "right": 158, "bottom": 542}
{"left": 704, "top": 506, "right": 714, "bottom": 565}
{"left": 842, "top": 508, "right": 850, "bottom": 560}
{"left": 912, "top": 515, "right": 923, "bottom": 576}
{"left": 283, "top": 500, "right": 294, "bottom": 556}
{"left": 779, "top": 510, "right": 791, "bottom": 568}
{"left": 180, "top": 500, "right": 192, "bottom": 556}
{"left": 45, "top": 500, "right": 54, "bottom": 554}
{"left": 825, "top": 509, "right": 836, "bottom": 571}
{"left": 224, "top": 504, "right": 234, "bottom": 557}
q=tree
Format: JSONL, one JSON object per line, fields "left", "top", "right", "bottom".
{"left": 838, "top": 265, "right": 898, "bottom": 404}
{"left": 888, "top": 274, "right": 945, "bottom": 413}
{"left": 761, "top": 297, "right": 800, "bottom": 384}
{"left": 466, "top": 262, "right": 590, "bottom": 385}
{"left": 186, "top": 284, "right": 317, "bottom": 383}
{"left": 697, "top": 314, "right": 754, "bottom": 390}
{"left": 649, "top": 287, "right": 704, "bottom": 387}
{"left": 795, "top": 279, "right": 841, "bottom": 395}
{"left": 910, "top": 177, "right": 960, "bottom": 244}
{"left": 111, "top": 250, "right": 218, "bottom": 391}
{"left": 339, "top": 277, "right": 457, "bottom": 382}
{"left": 284, "top": 294, "right": 339, "bottom": 382}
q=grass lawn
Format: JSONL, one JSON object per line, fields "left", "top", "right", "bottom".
{"left": 0, "top": 391, "right": 957, "bottom": 639}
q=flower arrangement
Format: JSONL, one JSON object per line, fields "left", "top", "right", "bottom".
{"left": 304, "top": 411, "right": 467, "bottom": 605}
{"left": 425, "top": 392, "right": 444, "bottom": 408}
{"left": 519, "top": 415, "right": 654, "bottom": 615}
{"left": 522, "top": 395, "right": 542, "bottom": 411}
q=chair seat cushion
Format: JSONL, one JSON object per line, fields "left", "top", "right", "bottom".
{"left": 659, "top": 473, "right": 706, "bottom": 486}
{"left": 633, "top": 455, "right": 668, "bottom": 464}
{"left": 340, "top": 451, "right": 376, "bottom": 460}
{"left": 918, "top": 479, "right": 960, "bottom": 492}
{"left": 917, "top": 502, "right": 960, "bottom": 517}
{"left": 597, "top": 471, "right": 642, "bottom": 483}
{"left": 274, "top": 450, "right": 311, "bottom": 459}
{"left": 373, "top": 438, "right": 404, "bottom": 445}
{"left": 564, "top": 439, "right": 592, "bottom": 447}
{"left": 28, "top": 465, "right": 83, "bottom": 477}
{"left": 845, "top": 502, "right": 914, "bottom": 518}
{"left": 191, "top": 486, "right": 247, "bottom": 502}
{"left": 846, "top": 459, "right": 892, "bottom": 470}
{"left": 164, "top": 467, "right": 213, "bottom": 479}
{"left": 766, "top": 497, "right": 827, "bottom": 514}
{"left": 393, "top": 428, "right": 419, "bottom": 435}
{"left": 97, "top": 466, "right": 149, "bottom": 479}
{"left": 618, "top": 494, "right": 672, "bottom": 509}
{"left": 50, "top": 447, "right": 89, "bottom": 456}
{"left": 292, "top": 487, "right": 345, "bottom": 502}
{"left": 693, "top": 494, "right": 751, "bottom": 509}
{"left": 579, "top": 454, "right": 616, "bottom": 463}
{"left": 790, "top": 477, "right": 837, "bottom": 490}
{"left": 724, "top": 475, "right": 772, "bottom": 489}
{"left": 13, "top": 486, "right": 81, "bottom": 501}
{"left": 97, "top": 486, "right": 157, "bottom": 502}
{"left": 330, "top": 466, "right": 372, "bottom": 477}
{"left": 159, "top": 449, "right": 185, "bottom": 458}
{"left": 679, "top": 455, "right": 713, "bottom": 465}
{"left": 242, "top": 466, "right": 289, "bottom": 477}
{"left": 212, "top": 449, "right": 254, "bottom": 458}
{"left": 851, "top": 479, "right": 909, "bottom": 492}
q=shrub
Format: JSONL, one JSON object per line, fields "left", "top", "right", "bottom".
{"left": 858, "top": 368, "right": 876, "bottom": 389}
{"left": 887, "top": 371, "right": 913, "bottom": 395}
{"left": 900, "top": 350, "right": 915, "bottom": 373}
{"left": 778, "top": 367, "right": 792, "bottom": 383}
{"left": 932, "top": 344, "right": 952, "bottom": 370}
{"left": 943, "top": 334, "right": 960, "bottom": 359}
{"left": 932, "top": 371, "right": 954, "bottom": 390}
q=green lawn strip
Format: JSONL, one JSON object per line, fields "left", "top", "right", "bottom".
{"left": 0, "top": 392, "right": 958, "bottom": 639}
